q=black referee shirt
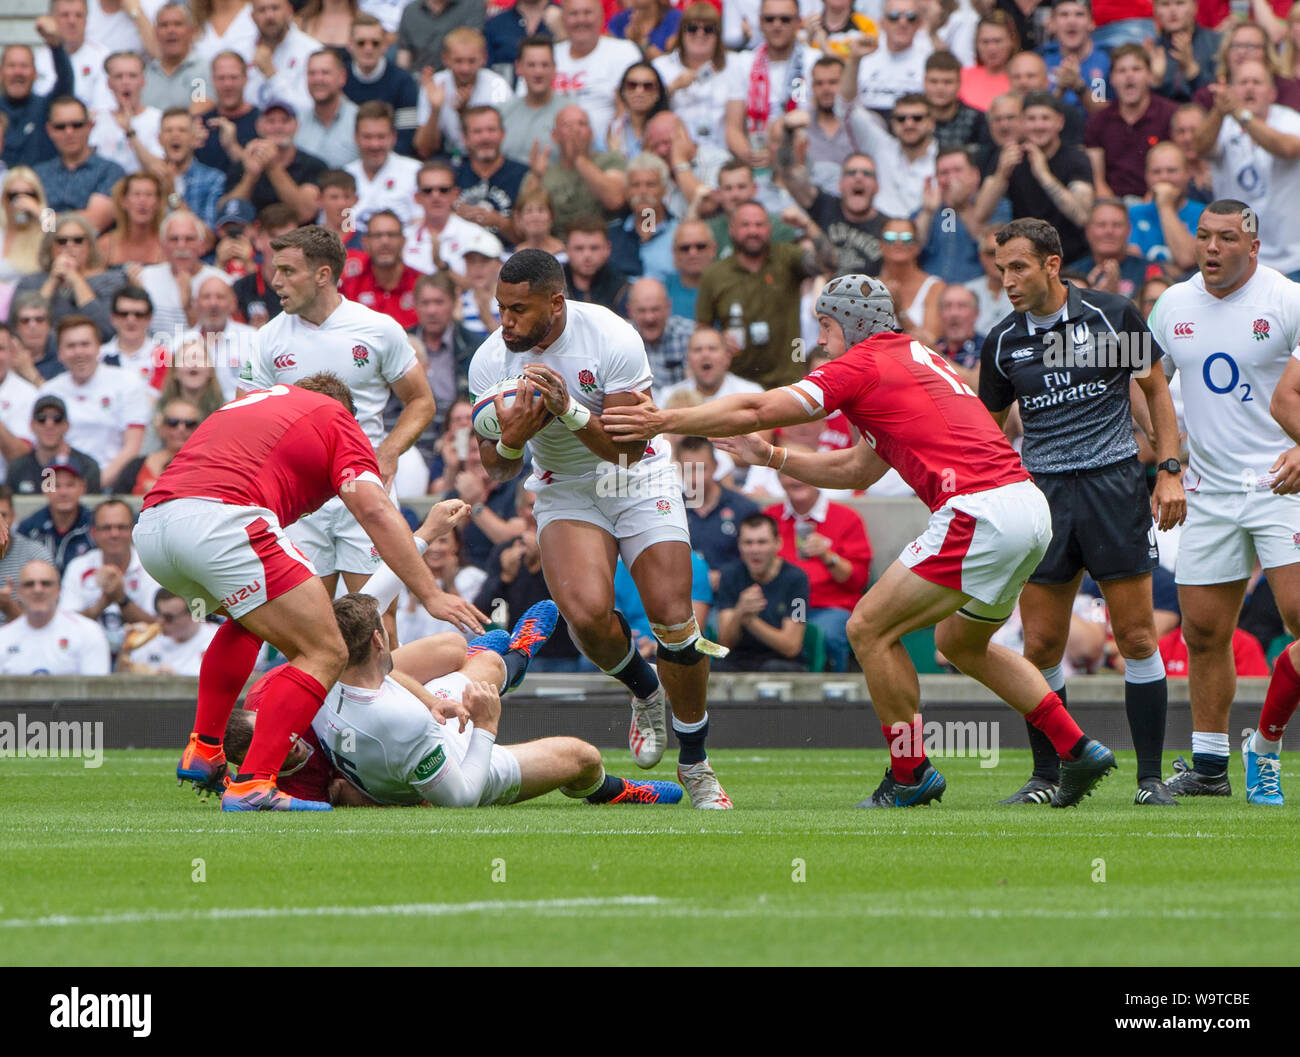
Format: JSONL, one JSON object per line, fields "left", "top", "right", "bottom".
{"left": 979, "top": 282, "right": 1164, "bottom": 474}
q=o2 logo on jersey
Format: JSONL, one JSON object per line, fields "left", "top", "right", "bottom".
{"left": 352, "top": 344, "right": 370, "bottom": 368}
{"left": 1203, "top": 352, "right": 1253, "bottom": 403}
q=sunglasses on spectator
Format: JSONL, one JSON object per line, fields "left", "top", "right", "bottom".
{"left": 353, "top": 37, "right": 384, "bottom": 47}
{"left": 113, "top": 308, "right": 150, "bottom": 318}
{"left": 762, "top": 14, "right": 797, "bottom": 24}
{"left": 55, "top": 235, "right": 87, "bottom": 245}
{"left": 684, "top": 22, "right": 718, "bottom": 35}
{"left": 5, "top": 190, "right": 36, "bottom": 201}
{"left": 34, "top": 413, "right": 66, "bottom": 424}
{"left": 883, "top": 231, "right": 916, "bottom": 243}
{"left": 19, "top": 579, "right": 58, "bottom": 588}
{"left": 886, "top": 10, "right": 920, "bottom": 21}
{"left": 843, "top": 167, "right": 876, "bottom": 177}
{"left": 892, "top": 113, "right": 927, "bottom": 124}
{"left": 418, "top": 184, "right": 455, "bottom": 194}
{"left": 50, "top": 121, "right": 88, "bottom": 131}
{"left": 164, "top": 416, "right": 201, "bottom": 429}
{"left": 624, "top": 80, "right": 659, "bottom": 91}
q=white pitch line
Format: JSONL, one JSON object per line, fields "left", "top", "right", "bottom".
{"left": 0, "top": 895, "right": 667, "bottom": 930}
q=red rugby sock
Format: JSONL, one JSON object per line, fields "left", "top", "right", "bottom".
{"left": 240, "top": 665, "right": 329, "bottom": 781}
{"left": 193, "top": 619, "right": 263, "bottom": 742}
{"left": 1258, "top": 643, "right": 1300, "bottom": 743}
{"left": 1025, "top": 692, "right": 1086, "bottom": 759}
{"left": 883, "top": 716, "right": 926, "bottom": 784}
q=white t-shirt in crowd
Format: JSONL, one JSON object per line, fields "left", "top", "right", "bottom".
{"left": 89, "top": 106, "right": 163, "bottom": 176}
{"left": 86, "top": 0, "right": 168, "bottom": 55}
{"left": 658, "top": 372, "right": 764, "bottom": 407}
{"left": 1210, "top": 104, "right": 1300, "bottom": 273}
{"left": 415, "top": 68, "right": 513, "bottom": 155}
{"left": 61, "top": 546, "right": 162, "bottom": 654}
{"left": 553, "top": 37, "right": 642, "bottom": 151}
{"left": 243, "top": 24, "right": 321, "bottom": 116}
{"left": 853, "top": 37, "right": 933, "bottom": 112}
{"left": 0, "top": 371, "right": 37, "bottom": 481}
{"left": 136, "top": 263, "right": 232, "bottom": 338}
{"left": 346, "top": 152, "right": 423, "bottom": 227}
{"left": 0, "top": 610, "right": 111, "bottom": 675}
{"left": 396, "top": 566, "right": 487, "bottom": 645}
{"left": 128, "top": 621, "right": 218, "bottom": 676}
{"left": 34, "top": 40, "right": 114, "bottom": 112}
{"left": 403, "top": 212, "right": 496, "bottom": 276}
{"left": 37, "top": 365, "right": 152, "bottom": 470}
{"left": 193, "top": 4, "right": 259, "bottom": 65}
{"left": 653, "top": 51, "right": 737, "bottom": 151}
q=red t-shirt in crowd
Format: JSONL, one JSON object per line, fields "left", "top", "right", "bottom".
{"left": 793, "top": 332, "right": 1030, "bottom": 512}
{"left": 340, "top": 253, "right": 424, "bottom": 331}
{"left": 765, "top": 498, "right": 873, "bottom": 612}
{"left": 1197, "top": 0, "right": 1291, "bottom": 29}
{"left": 1159, "top": 626, "right": 1271, "bottom": 677}
{"left": 144, "top": 385, "right": 382, "bottom": 529}
{"left": 1092, "top": 0, "right": 1152, "bottom": 25}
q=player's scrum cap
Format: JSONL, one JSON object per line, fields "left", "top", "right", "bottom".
{"left": 814, "top": 274, "right": 898, "bottom": 345}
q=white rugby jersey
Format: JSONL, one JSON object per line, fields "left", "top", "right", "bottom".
{"left": 242, "top": 295, "right": 417, "bottom": 447}
{"left": 312, "top": 675, "right": 474, "bottom": 806}
{"left": 1150, "top": 265, "right": 1300, "bottom": 494}
{"left": 468, "top": 299, "right": 669, "bottom": 477}
{"left": 1210, "top": 106, "right": 1300, "bottom": 273}
{"left": 37, "top": 365, "right": 152, "bottom": 469}
{"left": 61, "top": 548, "right": 162, "bottom": 655}
{"left": 345, "top": 153, "right": 422, "bottom": 228}
{"left": 0, "top": 610, "right": 110, "bottom": 675}
{"left": 129, "top": 622, "right": 217, "bottom": 676}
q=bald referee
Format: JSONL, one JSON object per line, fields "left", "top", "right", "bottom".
{"left": 981, "top": 218, "right": 1186, "bottom": 806}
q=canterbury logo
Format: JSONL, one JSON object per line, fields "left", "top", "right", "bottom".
{"left": 273, "top": 353, "right": 296, "bottom": 369}
{"left": 1173, "top": 322, "right": 1194, "bottom": 337}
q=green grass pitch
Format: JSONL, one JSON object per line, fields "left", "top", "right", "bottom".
{"left": 2, "top": 748, "right": 1297, "bottom": 966}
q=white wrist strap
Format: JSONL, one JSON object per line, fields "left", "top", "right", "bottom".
{"left": 496, "top": 440, "right": 523, "bottom": 460}
{"left": 561, "top": 397, "right": 591, "bottom": 431}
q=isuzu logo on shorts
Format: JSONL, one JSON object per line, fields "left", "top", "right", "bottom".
{"left": 221, "top": 580, "right": 261, "bottom": 608}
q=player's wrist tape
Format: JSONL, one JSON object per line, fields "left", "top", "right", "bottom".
{"left": 560, "top": 397, "right": 591, "bottom": 431}
{"left": 496, "top": 440, "right": 524, "bottom": 460}
{"left": 766, "top": 445, "right": 788, "bottom": 471}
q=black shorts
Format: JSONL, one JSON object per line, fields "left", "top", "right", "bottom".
{"left": 1028, "top": 457, "right": 1159, "bottom": 585}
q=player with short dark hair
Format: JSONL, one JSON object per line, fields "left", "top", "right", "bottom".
{"left": 605, "top": 273, "right": 1119, "bottom": 808}
{"left": 981, "top": 217, "right": 1186, "bottom": 806}
{"left": 470, "top": 247, "right": 733, "bottom": 808}
{"left": 1147, "top": 200, "right": 1300, "bottom": 805}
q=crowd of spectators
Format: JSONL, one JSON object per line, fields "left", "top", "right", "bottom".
{"left": 0, "top": 0, "right": 1294, "bottom": 675}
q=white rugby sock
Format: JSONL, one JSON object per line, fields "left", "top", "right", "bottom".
{"left": 1191, "top": 731, "right": 1230, "bottom": 757}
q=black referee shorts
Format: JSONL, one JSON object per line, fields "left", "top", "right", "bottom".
{"left": 1028, "top": 457, "right": 1159, "bottom": 585}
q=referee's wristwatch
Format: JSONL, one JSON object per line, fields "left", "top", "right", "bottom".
{"left": 1157, "top": 459, "right": 1182, "bottom": 476}
{"left": 470, "top": 503, "right": 486, "bottom": 517}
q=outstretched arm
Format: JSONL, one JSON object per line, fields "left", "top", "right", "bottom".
{"left": 715, "top": 433, "right": 891, "bottom": 491}
{"left": 602, "top": 387, "right": 820, "bottom": 441}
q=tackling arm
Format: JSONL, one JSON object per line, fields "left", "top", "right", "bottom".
{"left": 602, "top": 387, "right": 821, "bottom": 442}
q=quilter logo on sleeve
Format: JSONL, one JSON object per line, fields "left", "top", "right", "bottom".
{"left": 50, "top": 989, "right": 151, "bottom": 1037}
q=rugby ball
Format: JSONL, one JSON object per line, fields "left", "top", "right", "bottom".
{"left": 471, "top": 377, "right": 554, "bottom": 440}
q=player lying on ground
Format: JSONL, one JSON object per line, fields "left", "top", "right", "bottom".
{"left": 136, "top": 372, "right": 487, "bottom": 812}
{"left": 604, "top": 274, "right": 1118, "bottom": 808}
{"left": 224, "top": 596, "right": 683, "bottom": 807}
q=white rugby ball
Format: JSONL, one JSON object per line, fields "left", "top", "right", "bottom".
{"left": 471, "top": 377, "right": 554, "bottom": 440}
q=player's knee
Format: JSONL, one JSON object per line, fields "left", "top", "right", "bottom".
{"left": 1022, "top": 631, "right": 1067, "bottom": 668}
{"left": 846, "top": 609, "right": 885, "bottom": 651}
{"left": 1180, "top": 616, "right": 1230, "bottom": 654}
{"left": 1113, "top": 625, "right": 1158, "bottom": 661}
{"left": 934, "top": 620, "right": 982, "bottom": 667}
{"left": 571, "top": 738, "right": 602, "bottom": 774}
